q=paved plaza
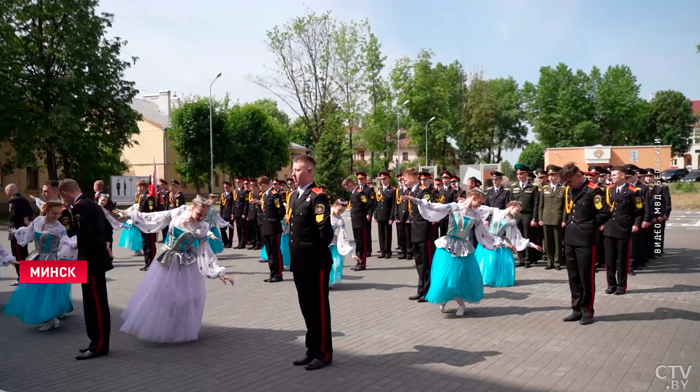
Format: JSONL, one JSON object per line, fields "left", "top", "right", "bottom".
{"left": 0, "top": 224, "right": 699, "bottom": 392}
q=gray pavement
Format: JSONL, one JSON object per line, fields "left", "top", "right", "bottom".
{"left": 0, "top": 224, "right": 699, "bottom": 392}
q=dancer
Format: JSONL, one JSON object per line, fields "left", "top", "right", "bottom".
{"left": 3, "top": 200, "right": 77, "bottom": 331}
{"left": 0, "top": 243, "right": 17, "bottom": 279}
{"left": 205, "top": 193, "right": 231, "bottom": 254}
{"left": 116, "top": 196, "right": 234, "bottom": 343}
{"left": 6, "top": 184, "right": 32, "bottom": 286}
{"left": 329, "top": 199, "right": 356, "bottom": 287}
{"left": 475, "top": 201, "right": 543, "bottom": 287}
{"left": 403, "top": 189, "right": 517, "bottom": 316}
{"left": 97, "top": 194, "right": 123, "bottom": 257}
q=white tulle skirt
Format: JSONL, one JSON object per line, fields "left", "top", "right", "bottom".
{"left": 120, "top": 260, "right": 207, "bottom": 343}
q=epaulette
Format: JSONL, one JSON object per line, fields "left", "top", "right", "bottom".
{"left": 271, "top": 190, "right": 277, "bottom": 194}
{"left": 311, "top": 187, "right": 322, "bottom": 194}
{"left": 419, "top": 186, "right": 426, "bottom": 190}
{"left": 487, "top": 187, "right": 493, "bottom": 190}
{"left": 587, "top": 182, "right": 598, "bottom": 189}
{"left": 628, "top": 185, "right": 636, "bottom": 191}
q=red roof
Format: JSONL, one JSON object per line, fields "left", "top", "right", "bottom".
{"left": 692, "top": 100, "right": 700, "bottom": 115}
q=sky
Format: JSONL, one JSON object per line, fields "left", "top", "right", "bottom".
{"left": 98, "top": 0, "right": 700, "bottom": 164}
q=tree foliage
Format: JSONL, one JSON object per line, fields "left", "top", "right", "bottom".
{"left": 0, "top": 0, "right": 141, "bottom": 182}
{"left": 168, "top": 97, "right": 231, "bottom": 193}
{"left": 313, "top": 107, "right": 350, "bottom": 199}
{"left": 646, "top": 91, "right": 696, "bottom": 157}
{"left": 518, "top": 142, "right": 546, "bottom": 171}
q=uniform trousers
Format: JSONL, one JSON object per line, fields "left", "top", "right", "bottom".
{"left": 543, "top": 225, "right": 564, "bottom": 267}
{"left": 377, "top": 221, "right": 392, "bottom": 256}
{"left": 10, "top": 239, "right": 28, "bottom": 279}
{"left": 604, "top": 237, "right": 631, "bottom": 290}
{"left": 565, "top": 244, "right": 596, "bottom": 316}
{"left": 82, "top": 273, "right": 110, "bottom": 355}
{"left": 233, "top": 217, "right": 247, "bottom": 247}
{"left": 142, "top": 232, "right": 157, "bottom": 267}
{"left": 221, "top": 223, "right": 234, "bottom": 247}
{"left": 352, "top": 227, "right": 368, "bottom": 268}
{"left": 293, "top": 270, "right": 333, "bottom": 363}
{"left": 412, "top": 241, "right": 433, "bottom": 297}
{"left": 265, "top": 234, "right": 283, "bottom": 278}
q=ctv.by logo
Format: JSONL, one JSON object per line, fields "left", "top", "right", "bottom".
{"left": 655, "top": 365, "right": 692, "bottom": 390}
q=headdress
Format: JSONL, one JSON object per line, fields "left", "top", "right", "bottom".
{"left": 192, "top": 195, "right": 212, "bottom": 206}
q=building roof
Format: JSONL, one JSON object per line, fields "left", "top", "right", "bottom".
{"left": 692, "top": 100, "right": 700, "bottom": 115}
{"left": 130, "top": 98, "right": 171, "bottom": 129}
{"left": 290, "top": 142, "right": 308, "bottom": 150}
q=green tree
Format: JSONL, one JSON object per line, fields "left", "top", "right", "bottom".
{"left": 489, "top": 77, "right": 528, "bottom": 162}
{"left": 517, "top": 142, "right": 546, "bottom": 170}
{"left": 168, "top": 97, "right": 231, "bottom": 193}
{"left": 226, "top": 103, "right": 291, "bottom": 178}
{"left": 0, "top": 0, "right": 141, "bottom": 181}
{"left": 523, "top": 63, "right": 599, "bottom": 148}
{"left": 250, "top": 10, "right": 338, "bottom": 146}
{"left": 646, "top": 90, "right": 697, "bottom": 157}
{"left": 313, "top": 109, "right": 350, "bottom": 199}
{"left": 251, "top": 98, "right": 290, "bottom": 128}
{"left": 459, "top": 73, "right": 496, "bottom": 163}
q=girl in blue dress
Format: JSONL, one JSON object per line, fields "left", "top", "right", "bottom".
{"left": 474, "top": 201, "right": 543, "bottom": 287}
{"left": 329, "top": 199, "right": 357, "bottom": 287}
{"left": 205, "top": 194, "right": 231, "bottom": 254}
{"left": 4, "top": 201, "right": 77, "bottom": 331}
{"left": 403, "top": 190, "right": 517, "bottom": 317}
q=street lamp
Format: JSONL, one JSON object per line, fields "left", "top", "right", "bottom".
{"left": 425, "top": 117, "right": 435, "bottom": 166}
{"left": 209, "top": 72, "right": 222, "bottom": 192}
{"left": 396, "top": 100, "right": 409, "bottom": 173}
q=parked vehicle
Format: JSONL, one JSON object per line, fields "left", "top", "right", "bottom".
{"left": 660, "top": 168, "right": 689, "bottom": 183}
{"left": 680, "top": 170, "right": 700, "bottom": 182}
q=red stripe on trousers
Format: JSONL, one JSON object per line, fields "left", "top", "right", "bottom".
{"left": 589, "top": 246, "right": 596, "bottom": 314}
{"left": 319, "top": 270, "right": 329, "bottom": 362}
{"left": 624, "top": 239, "right": 631, "bottom": 290}
{"left": 277, "top": 234, "right": 282, "bottom": 277}
{"left": 90, "top": 276, "right": 105, "bottom": 354}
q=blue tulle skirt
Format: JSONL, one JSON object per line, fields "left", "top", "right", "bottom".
{"left": 4, "top": 283, "right": 73, "bottom": 324}
{"left": 329, "top": 245, "right": 343, "bottom": 285}
{"left": 281, "top": 234, "right": 290, "bottom": 271}
{"left": 260, "top": 245, "right": 268, "bottom": 261}
{"left": 209, "top": 227, "right": 224, "bottom": 254}
{"left": 475, "top": 244, "right": 515, "bottom": 287}
{"left": 118, "top": 222, "right": 143, "bottom": 252}
{"left": 425, "top": 248, "right": 484, "bottom": 304}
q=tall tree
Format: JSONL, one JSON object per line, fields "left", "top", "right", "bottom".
{"left": 523, "top": 63, "right": 599, "bottom": 148}
{"left": 359, "top": 23, "right": 394, "bottom": 170}
{"left": 489, "top": 77, "right": 528, "bottom": 162}
{"left": 333, "top": 20, "right": 365, "bottom": 173}
{"left": 590, "top": 65, "right": 646, "bottom": 145}
{"left": 646, "top": 90, "right": 697, "bottom": 157}
{"left": 517, "top": 142, "right": 546, "bottom": 170}
{"left": 168, "top": 97, "right": 231, "bottom": 193}
{"left": 226, "top": 103, "right": 291, "bottom": 178}
{"left": 313, "top": 106, "right": 349, "bottom": 198}
{"left": 0, "top": 0, "right": 141, "bottom": 181}
{"left": 252, "top": 98, "right": 291, "bottom": 128}
{"left": 249, "top": 10, "right": 338, "bottom": 147}
{"left": 459, "top": 73, "right": 496, "bottom": 164}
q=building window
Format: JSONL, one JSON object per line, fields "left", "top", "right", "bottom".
{"left": 26, "top": 167, "right": 39, "bottom": 190}
{"left": 694, "top": 129, "right": 700, "bottom": 144}
{"left": 402, "top": 152, "right": 409, "bottom": 162}
{"left": 672, "top": 159, "right": 678, "bottom": 166}
{"left": 629, "top": 150, "right": 638, "bottom": 163}
{"left": 214, "top": 173, "right": 220, "bottom": 187}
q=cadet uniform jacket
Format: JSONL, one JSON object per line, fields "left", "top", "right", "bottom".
{"left": 262, "top": 189, "right": 286, "bottom": 236}
{"left": 137, "top": 192, "right": 156, "bottom": 214}
{"left": 169, "top": 191, "right": 185, "bottom": 210}
{"left": 374, "top": 185, "right": 396, "bottom": 222}
{"left": 288, "top": 184, "right": 334, "bottom": 272}
{"left": 8, "top": 193, "right": 33, "bottom": 230}
{"left": 485, "top": 187, "right": 510, "bottom": 210}
{"left": 220, "top": 192, "right": 234, "bottom": 221}
{"left": 602, "top": 184, "right": 644, "bottom": 239}
{"left": 563, "top": 180, "right": 611, "bottom": 246}
{"left": 394, "top": 187, "right": 411, "bottom": 224}
{"left": 538, "top": 184, "right": 566, "bottom": 226}
{"left": 233, "top": 188, "right": 249, "bottom": 218}
{"left": 72, "top": 194, "right": 113, "bottom": 275}
{"left": 410, "top": 185, "right": 434, "bottom": 243}
{"left": 349, "top": 186, "right": 372, "bottom": 228}
{"left": 509, "top": 182, "right": 540, "bottom": 220}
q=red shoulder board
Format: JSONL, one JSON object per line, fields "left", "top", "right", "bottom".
{"left": 587, "top": 182, "right": 598, "bottom": 189}
{"left": 311, "top": 187, "right": 322, "bottom": 194}
{"left": 271, "top": 190, "right": 277, "bottom": 194}
{"left": 628, "top": 185, "right": 636, "bottom": 191}
{"left": 419, "top": 186, "right": 426, "bottom": 190}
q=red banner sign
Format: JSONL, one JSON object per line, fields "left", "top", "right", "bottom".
{"left": 19, "top": 260, "right": 88, "bottom": 284}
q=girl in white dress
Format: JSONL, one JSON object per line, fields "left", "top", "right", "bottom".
{"left": 328, "top": 199, "right": 357, "bottom": 287}
{"left": 115, "top": 196, "right": 234, "bottom": 343}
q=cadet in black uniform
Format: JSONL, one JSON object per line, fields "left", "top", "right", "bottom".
{"left": 374, "top": 172, "right": 395, "bottom": 259}
{"left": 246, "top": 182, "right": 262, "bottom": 250}
{"left": 394, "top": 174, "right": 405, "bottom": 253}
{"left": 158, "top": 179, "right": 170, "bottom": 243}
{"left": 394, "top": 174, "right": 413, "bottom": 260}
{"left": 406, "top": 169, "right": 434, "bottom": 303}
{"left": 233, "top": 177, "right": 250, "bottom": 249}
{"left": 510, "top": 164, "right": 541, "bottom": 267}
{"left": 437, "top": 171, "right": 458, "bottom": 237}
{"left": 258, "top": 177, "right": 286, "bottom": 282}
{"left": 6, "top": 184, "right": 32, "bottom": 286}
{"left": 287, "top": 155, "right": 334, "bottom": 371}
{"left": 356, "top": 173, "right": 375, "bottom": 257}
{"left": 220, "top": 181, "right": 234, "bottom": 248}
{"left": 169, "top": 180, "right": 186, "bottom": 208}
{"left": 625, "top": 165, "right": 652, "bottom": 273}
{"left": 135, "top": 180, "right": 157, "bottom": 271}
{"left": 603, "top": 166, "right": 644, "bottom": 295}
{"left": 644, "top": 169, "right": 672, "bottom": 256}
{"left": 343, "top": 175, "right": 371, "bottom": 270}
{"left": 585, "top": 166, "right": 609, "bottom": 270}
{"left": 485, "top": 171, "right": 510, "bottom": 209}
{"left": 560, "top": 163, "right": 611, "bottom": 325}
{"left": 58, "top": 179, "right": 112, "bottom": 360}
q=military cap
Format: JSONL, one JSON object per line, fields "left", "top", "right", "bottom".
{"left": 419, "top": 172, "right": 432, "bottom": 179}
{"left": 637, "top": 168, "right": 648, "bottom": 175}
{"left": 378, "top": 171, "right": 391, "bottom": 178}
{"left": 440, "top": 171, "right": 453, "bottom": 178}
{"left": 491, "top": 171, "right": 504, "bottom": 179}
{"left": 527, "top": 172, "right": 536, "bottom": 180}
{"left": 396, "top": 173, "right": 403, "bottom": 179}
{"left": 158, "top": 178, "right": 167, "bottom": 185}
{"left": 222, "top": 181, "right": 232, "bottom": 186}
{"left": 514, "top": 163, "right": 531, "bottom": 173}
{"left": 643, "top": 168, "right": 656, "bottom": 175}
{"left": 546, "top": 164, "right": 562, "bottom": 174}
{"left": 208, "top": 193, "right": 218, "bottom": 198}
{"left": 451, "top": 176, "right": 460, "bottom": 182}
{"left": 355, "top": 172, "right": 367, "bottom": 179}
{"left": 586, "top": 166, "right": 604, "bottom": 175}
{"left": 234, "top": 176, "right": 244, "bottom": 182}
{"left": 171, "top": 179, "right": 181, "bottom": 185}
{"left": 535, "top": 168, "right": 547, "bottom": 178}
{"left": 474, "top": 179, "right": 482, "bottom": 187}
{"left": 623, "top": 164, "right": 639, "bottom": 173}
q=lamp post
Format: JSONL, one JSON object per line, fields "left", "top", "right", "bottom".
{"left": 425, "top": 116, "right": 435, "bottom": 166}
{"left": 396, "top": 100, "right": 410, "bottom": 173}
{"left": 209, "top": 72, "right": 222, "bottom": 192}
